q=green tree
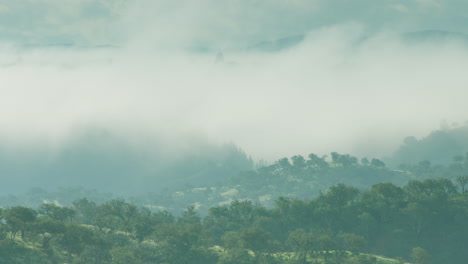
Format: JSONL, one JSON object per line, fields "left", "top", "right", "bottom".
{"left": 361, "top": 182, "right": 405, "bottom": 225}
{"left": 95, "top": 200, "right": 138, "bottom": 231}
{"left": 3, "top": 206, "right": 37, "bottom": 239}
{"left": 456, "top": 175, "right": 468, "bottom": 193}
{"left": 361, "top": 157, "right": 370, "bottom": 166}
{"left": 317, "top": 234, "right": 337, "bottom": 264}
{"left": 60, "top": 224, "right": 96, "bottom": 260}
{"left": 72, "top": 198, "right": 98, "bottom": 224}
{"left": 32, "top": 218, "right": 66, "bottom": 248}
{"left": 342, "top": 233, "right": 366, "bottom": 254}
{"left": 237, "top": 227, "right": 278, "bottom": 261}
{"left": 291, "top": 155, "right": 307, "bottom": 169}
{"left": 178, "top": 205, "right": 201, "bottom": 225}
{"left": 411, "top": 247, "right": 432, "bottom": 264}
{"left": 218, "top": 248, "right": 254, "bottom": 264}
{"left": 277, "top": 157, "right": 292, "bottom": 172}
{"left": 38, "top": 203, "right": 75, "bottom": 222}
{"left": 133, "top": 213, "right": 156, "bottom": 242}
{"left": 331, "top": 152, "right": 358, "bottom": 167}
{"left": 287, "top": 229, "right": 315, "bottom": 264}
{"left": 111, "top": 247, "right": 138, "bottom": 264}
{"left": 370, "top": 158, "right": 385, "bottom": 168}
{"left": 307, "top": 153, "right": 329, "bottom": 170}
{"left": 222, "top": 231, "right": 242, "bottom": 250}
{"left": 238, "top": 228, "right": 271, "bottom": 254}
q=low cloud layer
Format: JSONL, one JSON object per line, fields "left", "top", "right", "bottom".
{"left": 0, "top": 0, "right": 468, "bottom": 163}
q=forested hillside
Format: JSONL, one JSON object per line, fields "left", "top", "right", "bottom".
{"left": 1, "top": 131, "right": 467, "bottom": 264}
{"left": 1, "top": 145, "right": 467, "bottom": 264}
{"left": 3, "top": 148, "right": 468, "bottom": 217}
{"left": 0, "top": 128, "right": 253, "bottom": 195}
{"left": 389, "top": 124, "right": 468, "bottom": 166}
{"left": 1, "top": 178, "right": 466, "bottom": 264}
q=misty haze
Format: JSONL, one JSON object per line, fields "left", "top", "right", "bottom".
{"left": 0, "top": 1, "right": 467, "bottom": 264}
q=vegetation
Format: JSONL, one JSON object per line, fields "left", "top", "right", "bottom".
{"left": 1, "top": 126, "right": 468, "bottom": 263}
{"left": 0, "top": 176, "right": 466, "bottom": 263}
{"left": 390, "top": 124, "right": 468, "bottom": 166}
{"left": 0, "top": 151, "right": 407, "bottom": 215}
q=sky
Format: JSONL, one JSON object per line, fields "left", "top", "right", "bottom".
{"left": 0, "top": 0, "right": 468, "bottom": 162}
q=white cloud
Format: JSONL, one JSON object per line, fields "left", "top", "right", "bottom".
{"left": 0, "top": 1, "right": 467, "bottom": 161}
{"left": 1, "top": 23, "right": 468, "bottom": 161}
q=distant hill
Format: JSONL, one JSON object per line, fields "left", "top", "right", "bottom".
{"left": 389, "top": 124, "right": 468, "bottom": 166}
{"left": 0, "top": 127, "right": 253, "bottom": 196}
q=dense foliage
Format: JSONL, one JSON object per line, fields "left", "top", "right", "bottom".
{"left": 3, "top": 149, "right": 468, "bottom": 217}
{"left": 0, "top": 151, "right": 406, "bottom": 215}
{"left": 2, "top": 127, "right": 468, "bottom": 263}
{"left": 1, "top": 177, "right": 466, "bottom": 264}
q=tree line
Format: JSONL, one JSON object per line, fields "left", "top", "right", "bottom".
{"left": 1, "top": 177, "right": 467, "bottom": 264}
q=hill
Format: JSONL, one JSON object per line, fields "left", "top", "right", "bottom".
{"left": 389, "top": 124, "right": 468, "bottom": 166}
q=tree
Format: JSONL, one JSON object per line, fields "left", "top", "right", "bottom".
{"left": 411, "top": 247, "right": 432, "bottom": 264}
{"left": 331, "top": 152, "right": 358, "bottom": 167}
{"left": 456, "top": 175, "right": 468, "bottom": 193}
{"left": 39, "top": 203, "right": 75, "bottom": 222}
{"left": 370, "top": 158, "right": 385, "bottom": 168}
{"left": 153, "top": 223, "right": 207, "bottom": 264}
{"left": 321, "top": 184, "right": 359, "bottom": 207}
{"left": 331, "top": 152, "right": 341, "bottom": 164}
{"left": 317, "top": 234, "right": 337, "bottom": 264}
{"left": 361, "top": 157, "right": 369, "bottom": 166}
{"left": 218, "top": 248, "right": 254, "bottom": 264}
{"left": 32, "top": 218, "right": 66, "bottom": 248}
{"left": 132, "top": 214, "right": 155, "bottom": 243}
{"left": 111, "top": 247, "right": 138, "bottom": 264}
{"left": 60, "top": 224, "right": 96, "bottom": 260}
{"left": 228, "top": 200, "right": 257, "bottom": 228}
{"left": 3, "top": 206, "right": 37, "bottom": 239}
{"left": 0, "top": 212, "right": 6, "bottom": 241}
{"left": 236, "top": 227, "right": 279, "bottom": 262}
{"left": 362, "top": 182, "right": 405, "bottom": 225}
{"left": 178, "top": 205, "right": 201, "bottom": 226}
{"left": 287, "top": 229, "right": 315, "bottom": 264}
{"left": 406, "top": 178, "right": 456, "bottom": 201}
{"left": 238, "top": 228, "right": 271, "bottom": 254}
{"left": 343, "top": 154, "right": 358, "bottom": 167}
{"left": 291, "top": 155, "right": 307, "bottom": 169}
{"left": 307, "top": 153, "right": 329, "bottom": 170}
{"left": 276, "top": 157, "right": 292, "bottom": 172}
{"left": 222, "top": 231, "right": 242, "bottom": 250}
{"left": 342, "top": 233, "right": 366, "bottom": 254}
{"left": 96, "top": 200, "right": 138, "bottom": 231}
{"left": 72, "top": 198, "right": 98, "bottom": 224}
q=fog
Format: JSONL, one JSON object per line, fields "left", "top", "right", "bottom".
{"left": 1, "top": 0, "right": 468, "bottom": 188}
